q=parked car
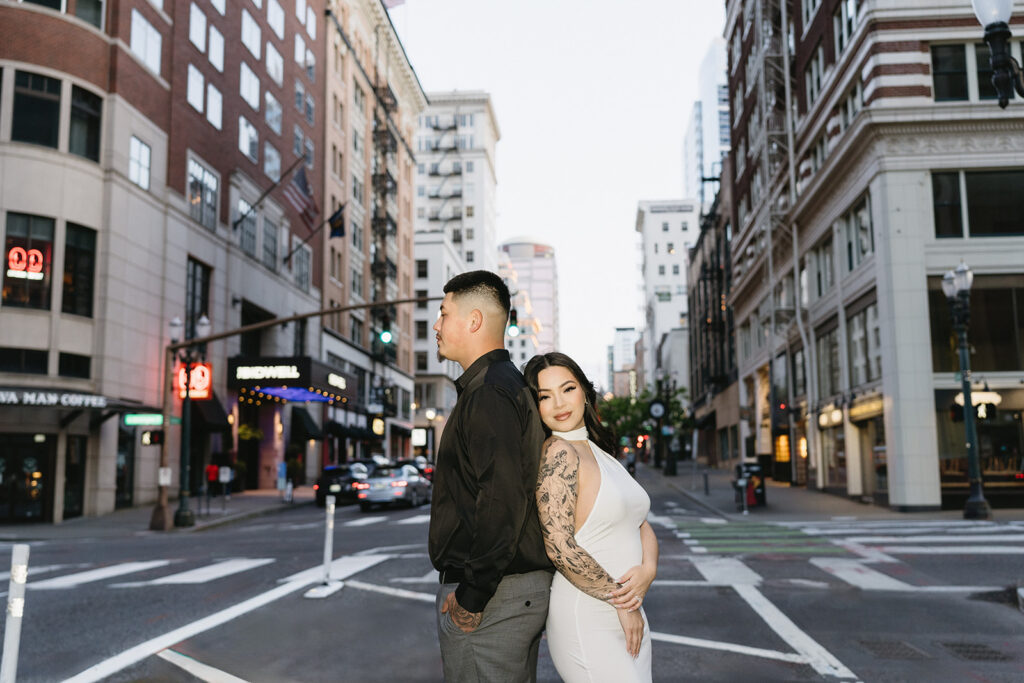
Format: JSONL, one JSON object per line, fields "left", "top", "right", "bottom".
{"left": 356, "top": 464, "right": 432, "bottom": 512}
{"left": 314, "top": 461, "right": 377, "bottom": 507}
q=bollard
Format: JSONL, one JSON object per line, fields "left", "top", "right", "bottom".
{"left": 703, "top": 471, "right": 709, "bottom": 496}
{"left": 1, "top": 544, "right": 30, "bottom": 683}
{"left": 303, "top": 495, "right": 343, "bottom": 598}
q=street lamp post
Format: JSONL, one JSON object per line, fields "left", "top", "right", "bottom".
{"left": 942, "top": 263, "right": 991, "bottom": 520}
{"left": 972, "top": 0, "right": 1024, "bottom": 108}
{"left": 168, "top": 314, "right": 211, "bottom": 528}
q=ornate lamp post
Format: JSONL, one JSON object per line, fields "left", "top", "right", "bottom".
{"left": 972, "top": 0, "right": 1024, "bottom": 108}
{"left": 942, "top": 263, "right": 991, "bottom": 520}
{"left": 168, "top": 314, "right": 211, "bottom": 528}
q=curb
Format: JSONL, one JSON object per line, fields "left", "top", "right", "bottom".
{"left": 185, "top": 498, "right": 315, "bottom": 533}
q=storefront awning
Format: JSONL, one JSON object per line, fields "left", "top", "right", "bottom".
{"left": 292, "top": 406, "right": 324, "bottom": 441}
{"left": 191, "top": 392, "right": 231, "bottom": 432}
{"left": 228, "top": 356, "right": 357, "bottom": 404}
{"left": 326, "top": 420, "right": 377, "bottom": 440}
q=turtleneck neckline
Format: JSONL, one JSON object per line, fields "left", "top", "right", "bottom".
{"left": 552, "top": 426, "right": 589, "bottom": 441}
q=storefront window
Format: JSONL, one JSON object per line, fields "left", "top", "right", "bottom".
{"left": 116, "top": 424, "right": 135, "bottom": 509}
{"left": 928, "top": 275, "right": 1024, "bottom": 372}
{"left": 822, "top": 426, "right": 847, "bottom": 488}
{"left": 935, "top": 389, "right": 1023, "bottom": 491}
{"left": 3, "top": 212, "right": 54, "bottom": 310}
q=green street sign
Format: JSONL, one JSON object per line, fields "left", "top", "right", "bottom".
{"left": 124, "top": 413, "right": 181, "bottom": 426}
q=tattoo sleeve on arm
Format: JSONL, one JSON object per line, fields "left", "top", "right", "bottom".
{"left": 536, "top": 440, "right": 621, "bottom": 602}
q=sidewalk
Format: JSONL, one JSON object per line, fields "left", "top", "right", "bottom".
{"left": 0, "top": 486, "right": 315, "bottom": 542}
{"left": 640, "top": 461, "right": 1024, "bottom": 523}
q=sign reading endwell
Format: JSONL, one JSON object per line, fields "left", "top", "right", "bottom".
{"left": 227, "top": 356, "right": 357, "bottom": 403}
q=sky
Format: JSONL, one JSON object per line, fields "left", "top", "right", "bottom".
{"left": 388, "top": 0, "right": 727, "bottom": 385}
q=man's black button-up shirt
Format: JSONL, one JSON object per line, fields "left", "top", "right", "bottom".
{"left": 428, "top": 348, "right": 553, "bottom": 612}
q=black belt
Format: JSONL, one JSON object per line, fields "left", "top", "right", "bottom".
{"left": 438, "top": 567, "right": 465, "bottom": 584}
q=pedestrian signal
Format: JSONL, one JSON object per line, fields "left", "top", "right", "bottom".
{"left": 141, "top": 429, "right": 164, "bottom": 445}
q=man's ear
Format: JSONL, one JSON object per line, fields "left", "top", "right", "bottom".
{"left": 468, "top": 308, "right": 484, "bottom": 333}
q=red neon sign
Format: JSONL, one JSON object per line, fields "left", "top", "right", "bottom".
{"left": 6, "top": 247, "right": 45, "bottom": 280}
{"left": 176, "top": 362, "right": 213, "bottom": 400}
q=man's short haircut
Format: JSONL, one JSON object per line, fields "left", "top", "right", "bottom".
{"left": 443, "top": 270, "right": 511, "bottom": 318}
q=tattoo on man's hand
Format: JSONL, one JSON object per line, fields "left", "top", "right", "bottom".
{"left": 452, "top": 602, "right": 483, "bottom": 631}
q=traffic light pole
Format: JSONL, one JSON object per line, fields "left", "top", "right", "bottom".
{"left": 149, "top": 295, "right": 442, "bottom": 531}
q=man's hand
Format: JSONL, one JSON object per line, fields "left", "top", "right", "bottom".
{"left": 441, "top": 591, "right": 483, "bottom": 633}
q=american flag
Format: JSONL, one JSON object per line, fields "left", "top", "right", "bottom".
{"left": 283, "top": 166, "right": 319, "bottom": 229}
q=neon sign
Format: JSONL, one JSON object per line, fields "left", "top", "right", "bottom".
{"left": 7, "top": 247, "right": 45, "bottom": 280}
{"left": 177, "top": 362, "right": 213, "bottom": 400}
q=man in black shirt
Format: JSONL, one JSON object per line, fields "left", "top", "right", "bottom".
{"left": 429, "top": 270, "right": 553, "bottom": 682}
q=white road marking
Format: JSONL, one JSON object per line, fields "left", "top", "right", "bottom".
{"left": 845, "top": 534, "right": 1024, "bottom": 543}
{"left": 280, "top": 521, "right": 322, "bottom": 530}
{"left": 689, "top": 556, "right": 763, "bottom": 586}
{"left": 112, "top": 559, "right": 275, "bottom": 587}
{"left": 0, "top": 563, "right": 76, "bottom": 582}
{"left": 879, "top": 545, "right": 1024, "bottom": 555}
{"left": 810, "top": 558, "right": 914, "bottom": 591}
{"left": 279, "top": 554, "right": 391, "bottom": 584}
{"left": 64, "top": 554, "right": 390, "bottom": 683}
{"left": 650, "top": 631, "right": 808, "bottom": 664}
{"left": 30, "top": 561, "right": 172, "bottom": 590}
{"left": 646, "top": 512, "right": 677, "bottom": 529}
{"left": 652, "top": 580, "right": 713, "bottom": 587}
{"left": 391, "top": 570, "right": 440, "bottom": 584}
{"left": 156, "top": 649, "right": 248, "bottom": 683}
{"left": 396, "top": 514, "right": 431, "bottom": 525}
{"left": 344, "top": 516, "right": 388, "bottom": 527}
{"left": 701, "top": 517, "right": 727, "bottom": 524}
{"left": 783, "top": 579, "right": 831, "bottom": 589}
{"left": 346, "top": 579, "right": 435, "bottom": 603}
{"left": 828, "top": 540, "right": 899, "bottom": 564}
{"left": 733, "top": 584, "right": 858, "bottom": 679}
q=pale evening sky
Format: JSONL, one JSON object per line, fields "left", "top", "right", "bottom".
{"left": 388, "top": 0, "right": 727, "bottom": 385}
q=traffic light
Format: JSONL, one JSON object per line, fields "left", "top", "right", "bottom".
{"left": 507, "top": 308, "right": 520, "bottom": 337}
{"left": 141, "top": 429, "right": 164, "bottom": 445}
{"left": 379, "top": 315, "right": 393, "bottom": 344}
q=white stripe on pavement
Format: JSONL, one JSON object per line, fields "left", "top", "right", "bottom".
{"left": 828, "top": 540, "right": 899, "bottom": 563}
{"left": 156, "top": 649, "right": 248, "bottom": 683}
{"left": 701, "top": 517, "right": 728, "bottom": 524}
{"left": 879, "top": 545, "right": 1024, "bottom": 555}
{"left": 391, "top": 570, "right": 440, "bottom": 584}
{"left": 0, "top": 563, "right": 76, "bottom": 582}
{"left": 344, "top": 516, "right": 387, "bottom": 527}
{"left": 396, "top": 514, "right": 431, "bottom": 525}
{"left": 30, "top": 560, "right": 172, "bottom": 590}
{"left": 846, "top": 534, "right": 1024, "bottom": 543}
{"left": 646, "top": 512, "right": 678, "bottom": 529}
{"left": 64, "top": 554, "right": 390, "bottom": 683}
{"left": 346, "top": 579, "right": 435, "bottom": 603}
{"left": 112, "top": 559, "right": 275, "bottom": 587}
{"left": 279, "top": 554, "right": 391, "bottom": 584}
{"left": 650, "top": 632, "right": 808, "bottom": 664}
{"left": 810, "top": 558, "right": 914, "bottom": 591}
{"left": 733, "top": 584, "right": 858, "bottom": 679}
{"left": 689, "top": 556, "right": 763, "bottom": 585}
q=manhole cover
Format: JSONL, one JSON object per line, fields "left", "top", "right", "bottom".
{"left": 939, "top": 642, "right": 1013, "bottom": 662}
{"left": 858, "top": 640, "right": 929, "bottom": 660}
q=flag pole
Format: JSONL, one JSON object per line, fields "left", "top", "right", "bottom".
{"left": 232, "top": 155, "right": 307, "bottom": 231}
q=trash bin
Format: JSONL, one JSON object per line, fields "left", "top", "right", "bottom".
{"left": 734, "top": 461, "right": 766, "bottom": 507}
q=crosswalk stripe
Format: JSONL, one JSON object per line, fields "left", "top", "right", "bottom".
{"left": 344, "top": 516, "right": 387, "bottom": 527}
{"left": 31, "top": 561, "right": 172, "bottom": 590}
{"left": 112, "top": 559, "right": 275, "bottom": 587}
{"left": 156, "top": 649, "right": 248, "bottom": 683}
{"left": 689, "top": 556, "right": 762, "bottom": 585}
{"left": 396, "top": 514, "right": 431, "bottom": 525}
{"left": 846, "top": 534, "right": 1024, "bottom": 543}
{"left": 880, "top": 545, "right": 1024, "bottom": 555}
{"left": 810, "top": 558, "right": 913, "bottom": 591}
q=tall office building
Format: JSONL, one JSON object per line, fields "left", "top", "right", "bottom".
{"left": 683, "top": 37, "right": 731, "bottom": 209}
{"left": 414, "top": 91, "right": 500, "bottom": 273}
{"left": 636, "top": 200, "right": 700, "bottom": 392}
{"left": 498, "top": 252, "right": 541, "bottom": 369}
{"left": 499, "top": 239, "right": 559, "bottom": 353}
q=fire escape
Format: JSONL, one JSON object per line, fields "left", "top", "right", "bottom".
{"left": 370, "top": 78, "right": 399, "bottom": 374}
{"left": 426, "top": 115, "right": 463, "bottom": 245}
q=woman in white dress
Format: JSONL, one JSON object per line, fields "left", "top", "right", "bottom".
{"left": 524, "top": 352, "right": 659, "bottom": 683}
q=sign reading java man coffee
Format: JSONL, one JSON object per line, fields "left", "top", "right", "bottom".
{"left": 0, "top": 388, "right": 108, "bottom": 408}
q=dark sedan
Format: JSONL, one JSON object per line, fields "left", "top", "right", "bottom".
{"left": 314, "top": 462, "right": 376, "bottom": 507}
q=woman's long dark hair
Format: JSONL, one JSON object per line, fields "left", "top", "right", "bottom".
{"left": 523, "top": 352, "right": 617, "bottom": 457}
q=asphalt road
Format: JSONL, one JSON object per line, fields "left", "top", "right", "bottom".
{"left": 6, "top": 478, "right": 1024, "bottom": 682}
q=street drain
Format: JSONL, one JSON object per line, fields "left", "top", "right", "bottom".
{"left": 939, "top": 642, "right": 1013, "bottom": 662}
{"left": 858, "top": 640, "right": 929, "bottom": 660}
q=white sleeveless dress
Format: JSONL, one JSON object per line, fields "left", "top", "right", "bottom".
{"left": 546, "top": 427, "right": 652, "bottom": 683}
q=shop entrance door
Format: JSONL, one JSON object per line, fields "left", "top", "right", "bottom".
{"left": 0, "top": 434, "right": 53, "bottom": 522}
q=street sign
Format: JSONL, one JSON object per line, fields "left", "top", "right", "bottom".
{"left": 124, "top": 413, "right": 163, "bottom": 426}
{"left": 158, "top": 467, "right": 172, "bottom": 486}
{"left": 218, "top": 467, "right": 232, "bottom": 483}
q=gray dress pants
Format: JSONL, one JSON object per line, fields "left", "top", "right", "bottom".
{"left": 436, "top": 569, "right": 553, "bottom": 682}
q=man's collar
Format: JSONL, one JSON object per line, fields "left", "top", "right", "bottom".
{"left": 455, "top": 349, "right": 510, "bottom": 395}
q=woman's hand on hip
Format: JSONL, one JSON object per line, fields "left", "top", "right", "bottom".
{"left": 616, "top": 607, "right": 645, "bottom": 658}
{"left": 610, "top": 564, "right": 655, "bottom": 612}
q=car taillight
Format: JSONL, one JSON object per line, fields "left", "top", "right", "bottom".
{"left": 353, "top": 482, "right": 370, "bottom": 490}
{"left": 358, "top": 493, "right": 367, "bottom": 499}
{"left": 390, "top": 481, "right": 408, "bottom": 487}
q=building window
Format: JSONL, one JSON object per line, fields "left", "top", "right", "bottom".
{"left": 465, "top": 206, "right": 474, "bottom": 217}
{"left": 238, "top": 116, "right": 258, "bottom": 162}
{"left": 841, "top": 195, "right": 873, "bottom": 272}
{"left": 304, "top": 137, "right": 314, "bottom": 169}
{"left": 185, "top": 257, "right": 211, "bottom": 340}
{"left": 965, "top": 170, "right": 1024, "bottom": 236}
{"left": 661, "top": 222, "right": 669, "bottom": 232}
{"left": 672, "top": 264, "right": 680, "bottom": 275}
{"left": 262, "top": 218, "right": 278, "bottom": 270}
{"left": 128, "top": 136, "right": 151, "bottom": 190}
{"left": 305, "top": 94, "right": 315, "bottom": 125}
{"left": 266, "top": 42, "right": 283, "bottom": 86}
{"left": 415, "top": 351, "right": 427, "bottom": 371}
{"left": 239, "top": 62, "right": 260, "bottom": 110}
{"left": 12, "top": 71, "right": 60, "bottom": 150}
{"left": 466, "top": 251, "right": 474, "bottom": 263}
{"left": 62, "top": 223, "right": 96, "bottom": 317}
{"left": 3, "top": 212, "right": 54, "bottom": 310}
{"left": 263, "top": 142, "right": 281, "bottom": 182}
{"left": 294, "top": 244, "right": 311, "bottom": 292}
{"left": 58, "top": 352, "right": 91, "bottom": 379}
{"left": 833, "top": 0, "right": 857, "bottom": 59}
{"left": 931, "top": 45, "right": 968, "bottom": 101}
{"left": 929, "top": 275, "right": 1024, "bottom": 372}
{"left": 208, "top": 25, "right": 224, "bottom": 71}
{"left": 209, "top": 0, "right": 224, "bottom": 14}
{"left": 241, "top": 9, "right": 261, "bottom": 59}
{"left": 0, "top": 348, "right": 48, "bottom": 375}
{"left": 265, "top": 91, "right": 282, "bottom": 134}
{"left": 188, "top": 157, "right": 218, "bottom": 230}
{"left": 416, "top": 289, "right": 427, "bottom": 309}
{"left": 130, "top": 10, "right": 161, "bottom": 74}
{"left": 351, "top": 177, "right": 363, "bottom": 205}
{"left": 975, "top": 43, "right": 999, "bottom": 101}
{"left": 67, "top": 86, "right": 102, "bottom": 162}
{"left": 293, "top": 124, "right": 303, "bottom": 156}
{"left": 206, "top": 84, "right": 222, "bottom": 129}
{"left": 816, "top": 326, "right": 840, "bottom": 398}
{"left": 416, "top": 260, "right": 428, "bottom": 278}
{"left": 350, "top": 316, "right": 363, "bottom": 345}
{"left": 187, "top": 64, "right": 204, "bottom": 112}
{"left": 813, "top": 236, "right": 833, "bottom": 298}
{"left": 805, "top": 43, "right": 824, "bottom": 108}
{"left": 268, "top": 0, "right": 284, "bottom": 39}
{"left": 848, "top": 302, "right": 880, "bottom": 387}
{"left": 75, "top": 0, "right": 103, "bottom": 28}
{"left": 351, "top": 266, "right": 363, "bottom": 297}
{"left": 416, "top": 320, "right": 427, "bottom": 339}
{"left": 294, "top": 79, "right": 304, "bottom": 112}
{"left": 295, "top": 33, "right": 306, "bottom": 66}
{"left": 237, "top": 199, "right": 257, "bottom": 257}
{"left": 658, "top": 265, "right": 665, "bottom": 276}
{"left": 353, "top": 83, "right": 365, "bottom": 109}
{"left": 189, "top": 3, "right": 206, "bottom": 52}
{"left": 293, "top": 317, "right": 307, "bottom": 355}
